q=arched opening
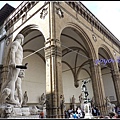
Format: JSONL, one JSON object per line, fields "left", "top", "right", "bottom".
{"left": 60, "top": 26, "right": 95, "bottom": 110}
{"left": 19, "top": 25, "right": 46, "bottom": 105}
{"left": 98, "top": 47, "right": 117, "bottom": 105}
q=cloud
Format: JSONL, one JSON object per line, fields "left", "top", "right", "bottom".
{"left": 81, "top": 1, "right": 120, "bottom": 41}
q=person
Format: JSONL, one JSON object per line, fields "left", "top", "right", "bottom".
{"left": 64, "top": 110, "right": 69, "bottom": 118}
{"left": 1, "top": 34, "right": 24, "bottom": 105}
{"left": 39, "top": 111, "right": 44, "bottom": 118}
{"left": 72, "top": 110, "right": 78, "bottom": 119}
{"left": 22, "top": 91, "right": 28, "bottom": 106}
{"left": 77, "top": 107, "right": 84, "bottom": 118}
{"left": 92, "top": 106, "right": 100, "bottom": 116}
{"left": 92, "top": 106, "right": 97, "bottom": 116}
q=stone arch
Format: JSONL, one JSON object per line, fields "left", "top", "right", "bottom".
{"left": 11, "top": 24, "right": 47, "bottom": 43}
{"left": 98, "top": 44, "right": 118, "bottom": 71}
{"left": 5, "top": 24, "right": 45, "bottom": 64}
{"left": 60, "top": 22, "right": 101, "bottom": 108}
{"left": 2, "top": 24, "right": 46, "bottom": 91}
{"left": 98, "top": 44, "right": 119, "bottom": 105}
{"left": 60, "top": 22, "right": 97, "bottom": 61}
{"left": 60, "top": 22, "right": 97, "bottom": 88}
{"left": 14, "top": 24, "right": 45, "bottom": 104}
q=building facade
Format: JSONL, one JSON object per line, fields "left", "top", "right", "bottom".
{"left": 1, "top": 1, "right": 120, "bottom": 118}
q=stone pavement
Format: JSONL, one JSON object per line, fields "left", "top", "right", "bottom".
{"left": 7, "top": 115, "right": 40, "bottom": 119}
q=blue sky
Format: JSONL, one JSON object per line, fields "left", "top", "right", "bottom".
{"left": 0, "top": 1, "right": 120, "bottom": 41}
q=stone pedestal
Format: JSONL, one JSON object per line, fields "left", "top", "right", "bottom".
{"left": 21, "top": 107, "right": 30, "bottom": 116}
{"left": 12, "top": 107, "right": 22, "bottom": 116}
{"left": 43, "top": 107, "right": 46, "bottom": 118}
{"left": 84, "top": 102, "right": 93, "bottom": 119}
{"left": 0, "top": 103, "right": 32, "bottom": 118}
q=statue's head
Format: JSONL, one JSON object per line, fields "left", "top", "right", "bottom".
{"left": 15, "top": 34, "right": 24, "bottom": 45}
{"left": 18, "top": 69, "right": 25, "bottom": 78}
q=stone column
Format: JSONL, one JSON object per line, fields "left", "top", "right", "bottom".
{"left": 44, "top": 39, "right": 63, "bottom": 118}
{"left": 90, "top": 61, "right": 108, "bottom": 115}
{"left": 111, "top": 70, "right": 120, "bottom": 105}
{"left": 0, "top": 65, "right": 3, "bottom": 90}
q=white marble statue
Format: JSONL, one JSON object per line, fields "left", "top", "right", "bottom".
{"left": 60, "top": 94, "right": 65, "bottom": 109}
{"left": 105, "top": 96, "right": 116, "bottom": 113}
{"left": 39, "top": 93, "right": 46, "bottom": 106}
{"left": 15, "top": 69, "right": 25, "bottom": 105}
{"left": 79, "top": 93, "right": 83, "bottom": 105}
{"left": 1, "top": 34, "right": 24, "bottom": 105}
{"left": 29, "top": 105, "right": 40, "bottom": 115}
{"left": 81, "top": 79, "right": 90, "bottom": 100}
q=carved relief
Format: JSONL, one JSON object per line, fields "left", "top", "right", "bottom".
{"left": 40, "top": 7, "right": 48, "bottom": 19}
{"left": 92, "top": 34, "right": 97, "bottom": 42}
{"left": 6, "top": 39, "right": 10, "bottom": 46}
{"left": 22, "top": 13, "right": 27, "bottom": 23}
{"left": 56, "top": 7, "right": 64, "bottom": 18}
{"left": 113, "top": 50, "right": 116, "bottom": 56}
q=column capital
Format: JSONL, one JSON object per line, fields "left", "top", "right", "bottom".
{"left": 44, "top": 39, "right": 62, "bottom": 58}
{"left": 111, "top": 70, "right": 120, "bottom": 81}
{"left": 111, "top": 70, "right": 119, "bottom": 74}
{"left": 111, "top": 70, "right": 120, "bottom": 76}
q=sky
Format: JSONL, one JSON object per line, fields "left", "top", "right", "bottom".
{"left": 80, "top": 1, "right": 120, "bottom": 41}
{"left": 0, "top": 1, "right": 120, "bottom": 41}
{"left": 0, "top": 1, "right": 22, "bottom": 9}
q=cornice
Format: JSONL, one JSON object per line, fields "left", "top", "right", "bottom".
{"left": 65, "top": 1, "right": 120, "bottom": 48}
{"left": 4, "top": 1, "right": 39, "bottom": 31}
{"left": 3, "top": 1, "right": 120, "bottom": 49}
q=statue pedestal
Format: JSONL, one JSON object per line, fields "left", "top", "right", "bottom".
{"left": 12, "top": 107, "right": 22, "bottom": 116}
{"left": 21, "top": 107, "right": 30, "bottom": 116}
{"left": 0, "top": 104, "right": 30, "bottom": 118}
{"left": 43, "top": 106, "right": 46, "bottom": 118}
{"left": 83, "top": 102, "right": 93, "bottom": 119}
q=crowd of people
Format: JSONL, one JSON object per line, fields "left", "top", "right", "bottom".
{"left": 63, "top": 105, "right": 120, "bottom": 119}
{"left": 64, "top": 107, "right": 85, "bottom": 119}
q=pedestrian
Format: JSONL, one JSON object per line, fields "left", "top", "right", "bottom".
{"left": 39, "top": 111, "right": 44, "bottom": 118}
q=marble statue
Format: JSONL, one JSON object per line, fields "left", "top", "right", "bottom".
{"left": 29, "top": 105, "right": 40, "bottom": 115}
{"left": 39, "top": 93, "right": 46, "bottom": 106}
{"left": 60, "top": 94, "right": 65, "bottom": 109}
{"left": 1, "top": 34, "right": 24, "bottom": 105}
{"left": 105, "top": 96, "right": 116, "bottom": 113}
{"left": 105, "top": 96, "right": 111, "bottom": 106}
{"left": 15, "top": 69, "right": 25, "bottom": 105}
{"left": 91, "top": 96, "right": 95, "bottom": 107}
{"left": 79, "top": 93, "right": 83, "bottom": 105}
{"left": 72, "top": 95, "right": 75, "bottom": 105}
{"left": 71, "top": 95, "right": 75, "bottom": 110}
{"left": 81, "top": 79, "right": 90, "bottom": 100}
{"left": 60, "top": 94, "right": 65, "bottom": 117}
{"left": 22, "top": 91, "right": 28, "bottom": 106}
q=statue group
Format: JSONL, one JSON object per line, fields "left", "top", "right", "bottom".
{"left": 105, "top": 96, "right": 115, "bottom": 113}
{"left": 81, "top": 79, "right": 90, "bottom": 101}
{"left": 0, "top": 34, "right": 26, "bottom": 106}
